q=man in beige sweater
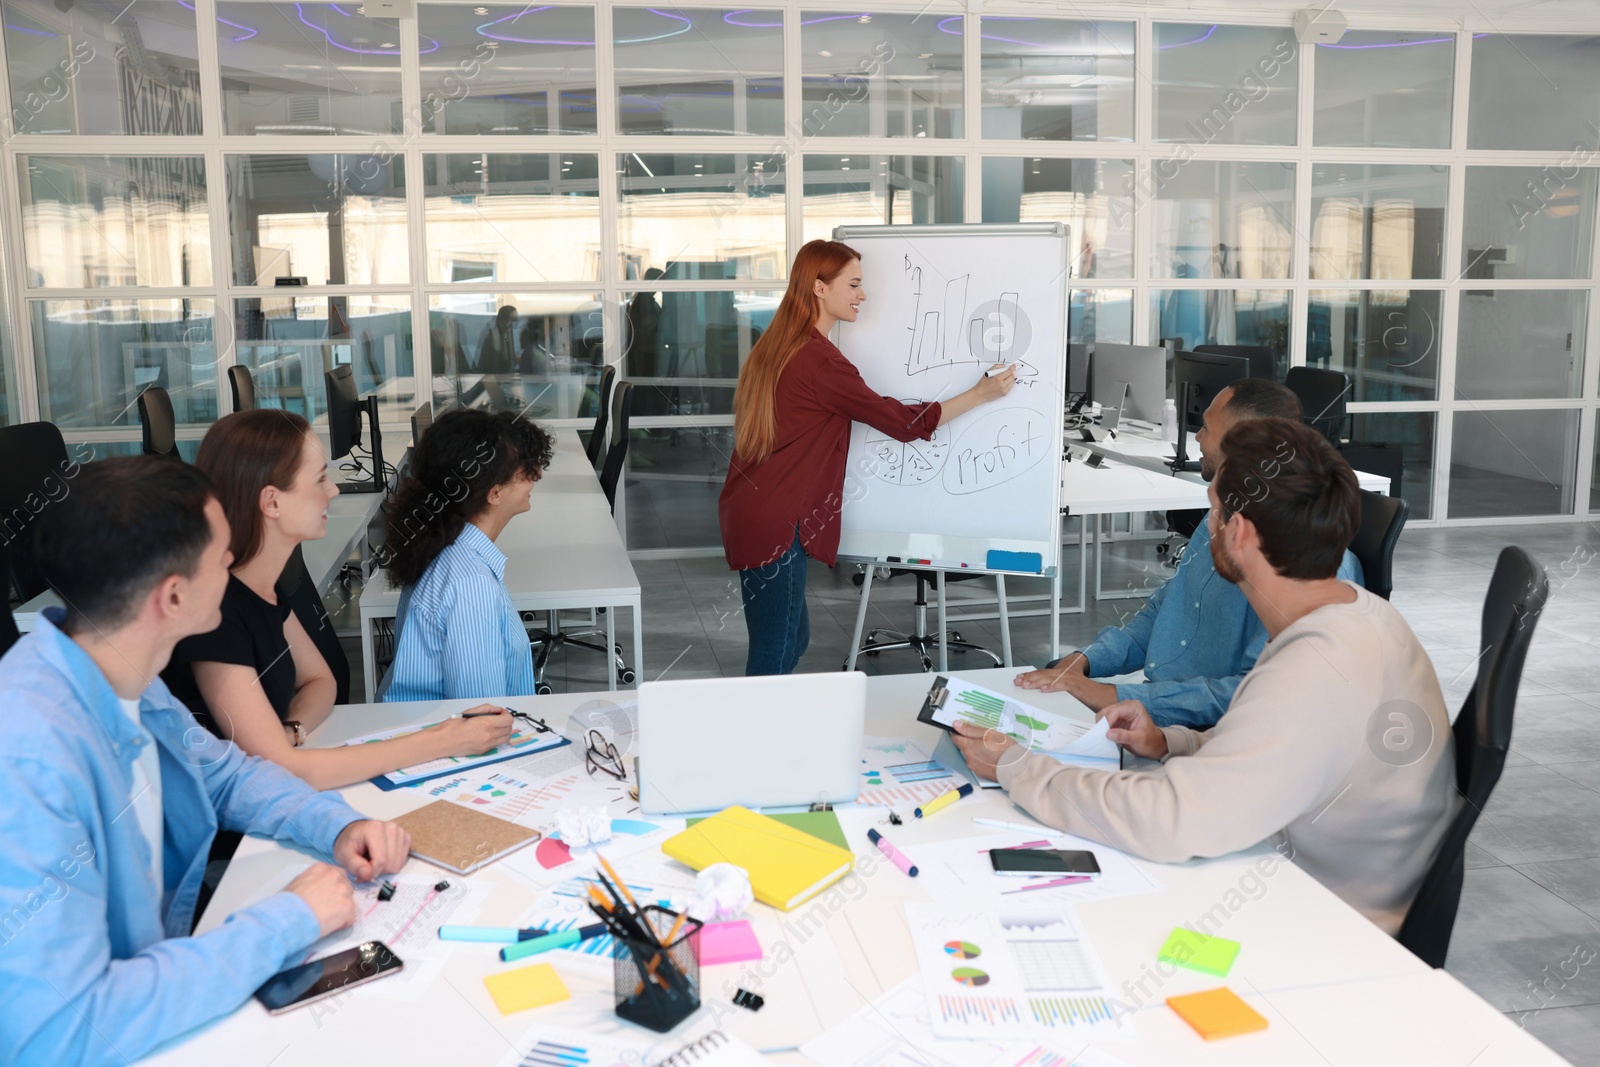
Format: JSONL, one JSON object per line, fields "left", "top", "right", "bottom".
{"left": 953, "top": 418, "right": 1458, "bottom": 935}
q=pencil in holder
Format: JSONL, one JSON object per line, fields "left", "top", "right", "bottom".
{"left": 612, "top": 905, "right": 703, "bottom": 1032}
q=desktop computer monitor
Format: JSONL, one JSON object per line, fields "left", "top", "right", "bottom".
{"left": 324, "top": 365, "right": 385, "bottom": 494}
{"left": 1171, "top": 350, "right": 1249, "bottom": 472}
{"left": 1194, "top": 344, "right": 1277, "bottom": 382}
{"left": 1088, "top": 343, "right": 1166, "bottom": 424}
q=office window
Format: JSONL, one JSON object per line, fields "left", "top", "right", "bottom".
{"left": 1462, "top": 167, "right": 1598, "bottom": 282}
{"left": 1313, "top": 32, "right": 1453, "bottom": 149}
{"left": 801, "top": 12, "right": 962, "bottom": 138}
{"left": 622, "top": 289, "right": 772, "bottom": 418}
{"left": 19, "top": 156, "right": 212, "bottom": 289}
{"left": 31, "top": 298, "right": 218, "bottom": 430}
{"left": 1152, "top": 161, "right": 1294, "bottom": 279}
{"left": 1310, "top": 164, "right": 1447, "bottom": 280}
{"left": 617, "top": 153, "right": 786, "bottom": 280}
{"left": 979, "top": 18, "right": 1134, "bottom": 142}
{"left": 1150, "top": 288, "right": 1291, "bottom": 378}
{"left": 1307, "top": 289, "right": 1440, "bottom": 402}
{"left": 216, "top": 2, "right": 404, "bottom": 136}
{"left": 802, "top": 155, "right": 963, "bottom": 243}
{"left": 1592, "top": 413, "right": 1600, "bottom": 513}
{"left": 626, "top": 427, "right": 732, "bottom": 550}
{"left": 1352, "top": 412, "right": 1435, "bottom": 521}
{"left": 1153, "top": 23, "right": 1298, "bottom": 146}
{"left": 1468, "top": 35, "right": 1600, "bottom": 150}
{"left": 1456, "top": 290, "right": 1586, "bottom": 401}
{"left": 418, "top": 5, "right": 597, "bottom": 134}
{"left": 424, "top": 154, "right": 601, "bottom": 284}
{"left": 226, "top": 154, "right": 409, "bottom": 286}
{"left": 981, "top": 157, "right": 1133, "bottom": 279}
{"left": 1449, "top": 409, "right": 1579, "bottom": 519}
{"left": 615, "top": 8, "right": 782, "bottom": 136}
{"left": 428, "top": 292, "right": 602, "bottom": 418}
{"left": 232, "top": 295, "right": 414, "bottom": 423}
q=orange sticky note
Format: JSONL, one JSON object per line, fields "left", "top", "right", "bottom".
{"left": 1166, "top": 986, "right": 1268, "bottom": 1040}
{"left": 484, "top": 962, "right": 569, "bottom": 1015}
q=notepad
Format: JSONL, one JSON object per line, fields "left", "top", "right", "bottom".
{"left": 662, "top": 805, "right": 854, "bottom": 912}
{"left": 1166, "top": 986, "right": 1268, "bottom": 1040}
{"left": 1159, "top": 928, "right": 1241, "bottom": 977}
{"left": 484, "top": 962, "right": 569, "bottom": 1015}
{"left": 391, "top": 799, "right": 541, "bottom": 875}
{"left": 697, "top": 920, "right": 763, "bottom": 966}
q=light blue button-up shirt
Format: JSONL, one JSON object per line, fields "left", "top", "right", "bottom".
{"left": 1079, "top": 516, "right": 1363, "bottom": 729}
{"left": 381, "top": 522, "right": 537, "bottom": 702}
{"left": 0, "top": 609, "right": 364, "bottom": 1066}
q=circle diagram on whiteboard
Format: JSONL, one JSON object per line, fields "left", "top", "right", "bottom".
{"left": 863, "top": 412, "right": 950, "bottom": 486}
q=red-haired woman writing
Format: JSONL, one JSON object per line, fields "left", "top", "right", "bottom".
{"left": 720, "top": 240, "right": 1014, "bottom": 675}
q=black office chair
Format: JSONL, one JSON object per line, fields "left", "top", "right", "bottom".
{"left": 138, "top": 387, "right": 178, "bottom": 458}
{"left": 0, "top": 539, "right": 20, "bottom": 659}
{"left": 598, "top": 381, "right": 633, "bottom": 511}
{"left": 585, "top": 365, "right": 618, "bottom": 468}
{"left": 1350, "top": 489, "right": 1408, "bottom": 600}
{"left": 0, "top": 421, "right": 71, "bottom": 602}
{"left": 228, "top": 365, "right": 256, "bottom": 412}
{"left": 846, "top": 569, "right": 1004, "bottom": 671}
{"left": 276, "top": 544, "right": 351, "bottom": 705}
{"left": 1397, "top": 547, "right": 1548, "bottom": 968}
{"left": 1284, "top": 367, "right": 1351, "bottom": 445}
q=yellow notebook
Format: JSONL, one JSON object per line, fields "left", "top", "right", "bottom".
{"left": 662, "top": 805, "right": 854, "bottom": 912}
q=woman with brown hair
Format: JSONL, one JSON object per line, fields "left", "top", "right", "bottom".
{"left": 163, "top": 410, "right": 512, "bottom": 790}
{"left": 719, "top": 240, "right": 1014, "bottom": 675}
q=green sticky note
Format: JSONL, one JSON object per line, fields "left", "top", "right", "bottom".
{"left": 1159, "top": 928, "right": 1241, "bottom": 977}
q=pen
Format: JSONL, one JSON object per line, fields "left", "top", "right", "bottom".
{"left": 973, "top": 817, "right": 1057, "bottom": 835}
{"left": 499, "top": 923, "right": 607, "bottom": 962}
{"left": 460, "top": 707, "right": 509, "bottom": 718}
{"left": 915, "top": 783, "right": 974, "bottom": 819}
{"left": 867, "top": 829, "right": 918, "bottom": 877}
{"left": 438, "top": 925, "right": 546, "bottom": 943}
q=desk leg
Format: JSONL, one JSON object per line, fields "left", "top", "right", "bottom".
{"left": 606, "top": 603, "right": 618, "bottom": 691}
{"left": 1078, "top": 517, "right": 1089, "bottom": 609}
{"left": 846, "top": 566, "right": 873, "bottom": 671}
{"left": 361, "top": 612, "right": 376, "bottom": 703}
{"left": 1051, "top": 567, "right": 1061, "bottom": 661}
{"left": 996, "top": 575, "right": 1012, "bottom": 667}
{"left": 936, "top": 574, "right": 949, "bottom": 673}
{"left": 1094, "top": 514, "right": 1105, "bottom": 601}
{"left": 632, "top": 597, "right": 643, "bottom": 687}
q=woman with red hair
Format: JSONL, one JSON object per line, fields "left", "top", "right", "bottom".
{"left": 720, "top": 240, "right": 1014, "bottom": 675}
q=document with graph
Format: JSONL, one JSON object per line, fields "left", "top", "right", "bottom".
{"left": 918, "top": 675, "right": 1118, "bottom": 764}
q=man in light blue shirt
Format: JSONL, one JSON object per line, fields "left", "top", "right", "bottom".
{"left": 1017, "top": 380, "right": 1363, "bottom": 728}
{"left": 0, "top": 458, "right": 411, "bottom": 1065}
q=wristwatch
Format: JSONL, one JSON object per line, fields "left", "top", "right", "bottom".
{"left": 285, "top": 720, "right": 305, "bottom": 748}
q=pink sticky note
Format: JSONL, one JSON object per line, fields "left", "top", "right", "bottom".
{"left": 697, "top": 920, "right": 763, "bottom": 966}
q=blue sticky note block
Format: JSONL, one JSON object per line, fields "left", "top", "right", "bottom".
{"left": 986, "top": 550, "right": 1043, "bottom": 574}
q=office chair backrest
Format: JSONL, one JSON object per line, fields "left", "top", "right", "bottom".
{"left": 275, "top": 544, "right": 351, "bottom": 705}
{"left": 0, "top": 421, "right": 70, "bottom": 603}
{"left": 586, "top": 365, "right": 618, "bottom": 468}
{"left": 1284, "top": 366, "right": 1351, "bottom": 445}
{"left": 228, "top": 365, "right": 256, "bottom": 412}
{"left": 0, "top": 538, "right": 20, "bottom": 659}
{"left": 1396, "top": 547, "right": 1548, "bottom": 968}
{"left": 1350, "top": 489, "right": 1408, "bottom": 600}
{"left": 138, "top": 387, "right": 178, "bottom": 458}
{"left": 599, "top": 381, "right": 633, "bottom": 511}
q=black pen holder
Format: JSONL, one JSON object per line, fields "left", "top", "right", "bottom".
{"left": 612, "top": 905, "right": 703, "bottom": 1032}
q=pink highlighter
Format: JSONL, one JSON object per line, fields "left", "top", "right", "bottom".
{"left": 867, "top": 829, "right": 919, "bottom": 877}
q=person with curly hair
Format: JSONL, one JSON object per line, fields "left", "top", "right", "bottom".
{"left": 379, "top": 408, "right": 554, "bottom": 702}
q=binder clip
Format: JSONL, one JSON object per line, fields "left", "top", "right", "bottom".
{"left": 732, "top": 988, "right": 765, "bottom": 1012}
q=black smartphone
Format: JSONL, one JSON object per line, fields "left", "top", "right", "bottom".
{"left": 254, "top": 941, "right": 404, "bottom": 1014}
{"left": 989, "top": 848, "right": 1101, "bottom": 878}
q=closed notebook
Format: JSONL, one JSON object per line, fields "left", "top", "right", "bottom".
{"left": 662, "top": 805, "right": 854, "bottom": 912}
{"left": 392, "top": 800, "right": 541, "bottom": 875}
{"left": 687, "top": 809, "right": 848, "bottom": 851}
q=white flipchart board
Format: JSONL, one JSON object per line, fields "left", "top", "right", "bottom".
{"left": 832, "top": 224, "right": 1069, "bottom": 576}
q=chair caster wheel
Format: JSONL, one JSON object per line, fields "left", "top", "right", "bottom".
{"left": 620, "top": 668, "right": 637, "bottom": 685}
{"left": 536, "top": 683, "right": 553, "bottom": 696}
{"left": 950, "top": 631, "right": 963, "bottom": 642}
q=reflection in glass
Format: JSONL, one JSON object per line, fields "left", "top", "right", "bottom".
{"left": 31, "top": 298, "right": 217, "bottom": 429}
{"left": 802, "top": 155, "right": 963, "bottom": 243}
{"left": 617, "top": 154, "right": 786, "bottom": 280}
{"left": 1462, "top": 167, "right": 1598, "bottom": 281}
{"left": 1449, "top": 408, "right": 1579, "bottom": 519}
{"left": 2, "top": 0, "right": 201, "bottom": 135}
{"left": 1313, "top": 32, "right": 1453, "bottom": 149}
{"left": 1153, "top": 23, "right": 1298, "bottom": 146}
{"left": 1456, "top": 290, "right": 1586, "bottom": 401}
{"left": 1067, "top": 288, "right": 1133, "bottom": 393}
{"left": 1350, "top": 412, "right": 1435, "bottom": 521}
{"left": 1310, "top": 164, "right": 1446, "bottom": 280}
{"left": 226, "top": 155, "right": 409, "bottom": 286}
{"left": 981, "top": 157, "right": 1132, "bottom": 278}
{"left": 1592, "top": 413, "right": 1600, "bottom": 513}
{"left": 615, "top": 8, "right": 781, "bottom": 136}
{"left": 418, "top": 5, "right": 596, "bottom": 134}
{"left": 1469, "top": 35, "right": 1600, "bottom": 150}
{"left": 1153, "top": 161, "right": 1294, "bottom": 279}
{"left": 232, "top": 296, "right": 414, "bottom": 424}
{"left": 801, "top": 12, "right": 962, "bottom": 138}
{"left": 1151, "top": 289, "right": 1291, "bottom": 378}
{"left": 980, "top": 18, "right": 1134, "bottom": 142}
{"left": 1307, "top": 289, "right": 1440, "bottom": 402}
{"left": 626, "top": 427, "right": 734, "bottom": 550}
{"left": 20, "top": 156, "right": 212, "bottom": 288}
{"left": 217, "top": 2, "right": 402, "bottom": 136}
{"left": 622, "top": 288, "right": 775, "bottom": 417}
{"left": 427, "top": 292, "right": 602, "bottom": 419}
{"left": 424, "top": 154, "right": 600, "bottom": 283}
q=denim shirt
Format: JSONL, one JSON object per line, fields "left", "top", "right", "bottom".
{"left": 0, "top": 609, "right": 364, "bottom": 1065}
{"left": 1081, "top": 518, "right": 1364, "bottom": 729}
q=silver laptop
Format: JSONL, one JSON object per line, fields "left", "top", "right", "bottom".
{"left": 638, "top": 673, "right": 867, "bottom": 815}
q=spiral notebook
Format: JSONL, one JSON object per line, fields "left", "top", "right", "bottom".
{"left": 505, "top": 1024, "right": 765, "bottom": 1067}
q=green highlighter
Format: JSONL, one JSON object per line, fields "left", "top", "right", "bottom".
{"left": 1158, "top": 928, "right": 1241, "bottom": 978}
{"left": 500, "top": 923, "right": 606, "bottom": 963}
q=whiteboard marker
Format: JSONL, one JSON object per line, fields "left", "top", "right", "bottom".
{"left": 984, "top": 362, "right": 1019, "bottom": 378}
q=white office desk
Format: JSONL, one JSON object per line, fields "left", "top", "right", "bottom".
{"left": 143, "top": 668, "right": 1565, "bottom": 1066}
{"left": 1086, "top": 428, "right": 1393, "bottom": 495}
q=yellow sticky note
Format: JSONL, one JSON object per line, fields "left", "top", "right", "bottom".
{"left": 484, "top": 963, "right": 569, "bottom": 1015}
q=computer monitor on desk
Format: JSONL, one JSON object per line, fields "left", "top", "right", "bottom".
{"left": 1089, "top": 342, "right": 1166, "bottom": 425}
{"left": 1172, "top": 350, "right": 1249, "bottom": 472}
{"left": 1194, "top": 344, "right": 1277, "bottom": 383}
{"left": 325, "top": 365, "right": 385, "bottom": 494}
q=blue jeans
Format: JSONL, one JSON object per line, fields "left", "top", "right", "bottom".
{"left": 740, "top": 530, "right": 810, "bottom": 676}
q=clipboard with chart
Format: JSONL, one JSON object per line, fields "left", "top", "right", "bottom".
{"left": 344, "top": 715, "right": 572, "bottom": 790}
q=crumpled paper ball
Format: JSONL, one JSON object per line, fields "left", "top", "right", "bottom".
{"left": 686, "top": 862, "right": 753, "bottom": 922}
{"left": 553, "top": 807, "right": 612, "bottom": 848}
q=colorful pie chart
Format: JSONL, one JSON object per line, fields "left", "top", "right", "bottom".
{"left": 943, "top": 940, "right": 982, "bottom": 959}
{"left": 951, "top": 967, "right": 990, "bottom": 986}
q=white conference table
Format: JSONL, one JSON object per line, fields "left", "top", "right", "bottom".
{"left": 145, "top": 668, "right": 1567, "bottom": 1066}
{"left": 1085, "top": 426, "right": 1393, "bottom": 495}
{"left": 357, "top": 431, "right": 642, "bottom": 699}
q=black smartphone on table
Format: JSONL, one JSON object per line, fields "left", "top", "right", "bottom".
{"left": 989, "top": 848, "right": 1101, "bottom": 878}
{"left": 254, "top": 941, "right": 404, "bottom": 1014}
